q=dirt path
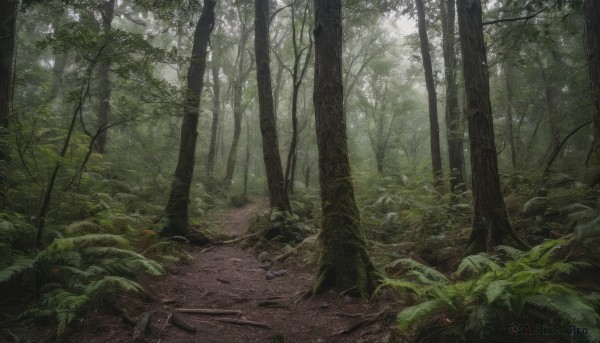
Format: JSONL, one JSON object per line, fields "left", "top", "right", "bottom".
{"left": 67, "top": 201, "right": 395, "bottom": 343}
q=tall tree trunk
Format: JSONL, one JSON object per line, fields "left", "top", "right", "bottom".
{"left": 0, "top": 0, "right": 17, "bottom": 211}
{"left": 585, "top": 0, "right": 600, "bottom": 165}
{"left": 223, "top": 15, "right": 250, "bottom": 187}
{"left": 457, "top": 0, "right": 527, "bottom": 253}
{"left": 415, "top": 0, "right": 444, "bottom": 192}
{"left": 284, "top": 4, "right": 312, "bottom": 196}
{"left": 311, "top": 0, "right": 378, "bottom": 297}
{"left": 243, "top": 116, "right": 250, "bottom": 198}
{"left": 441, "top": 0, "right": 466, "bottom": 194}
{"left": 504, "top": 60, "right": 517, "bottom": 169}
{"left": 162, "top": 0, "right": 215, "bottom": 237}
{"left": 94, "top": 0, "right": 116, "bottom": 154}
{"left": 255, "top": 0, "right": 291, "bottom": 212}
{"left": 539, "top": 61, "right": 561, "bottom": 154}
{"left": 207, "top": 58, "right": 220, "bottom": 181}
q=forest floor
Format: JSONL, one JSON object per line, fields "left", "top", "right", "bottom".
{"left": 66, "top": 200, "right": 399, "bottom": 343}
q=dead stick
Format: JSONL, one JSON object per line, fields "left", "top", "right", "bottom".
{"left": 156, "top": 313, "right": 172, "bottom": 343}
{"left": 215, "top": 318, "right": 271, "bottom": 329}
{"left": 213, "top": 232, "right": 261, "bottom": 245}
{"left": 133, "top": 312, "right": 152, "bottom": 343}
{"left": 171, "top": 312, "right": 197, "bottom": 333}
{"left": 176, "top": 308, "right": 242, "bottom": 315}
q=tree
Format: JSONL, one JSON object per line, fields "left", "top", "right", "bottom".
{"left": 311, "top": 0, "right": 378, "bottom": 297}
{"left": 440, "top": 0, "right": 466, "bottom": 193}
{"left": 206, "top": 51, "right": 220, "bottom": 181}
{"left": 223, "top": 5, "right": 252, "bottom": 187}
{"left": 0, "top": 0, "right": 17, "bottom": 210}
{"left": 254, "top": 0, "right": 291, "bottom": 212}
{"left": 278, "top": 0, "right": 313, "bottom": 195}
{"left": 415, "top": 0, "right": 443, "bottom": 192}
{"left": 94, "top": 0, "right": 116, "bottom": 154}
{"left": 457, "top": 0, "right": 527, "bottom": 252}
{"left": 586, "top": 0, "right": 600, "bottom": 169}
{"left": 162, "top": 0, "right": 215, "bottom": 237}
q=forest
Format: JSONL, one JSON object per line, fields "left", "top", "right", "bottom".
{"left": 1, "top": 0, "right": 600, "bottom": 342}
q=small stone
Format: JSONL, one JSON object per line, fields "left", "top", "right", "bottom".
{"left": 258, "top": 251, "right": 271, "bottom": 263}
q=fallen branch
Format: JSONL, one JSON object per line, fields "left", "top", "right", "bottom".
{"left": 333, "top": 310, "right": 392, "bottom": 339}
{"left": 215, "top": 318, "right": 271, "bottom": 329}
{"left": 156, "top": 313, "right": 172, "bottom": 343}
{"left": 213, "top": 232, "right": 261, "bottom": 245}
{"left": 272, "top": 236, "right": 317, "bottom": 263}
{"left": 176, "top": 308, "right": 242, "bottom": 316}
{"left": 171, "top": 312, "right": 197, "bottom": 333}
{"left": 132, "top": 312, "right": 152, "bottom": 343}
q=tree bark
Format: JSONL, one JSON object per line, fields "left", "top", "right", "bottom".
{"left": 207, "top": 57, "right": 220, "bottom": 181}
{"left": 255, "top": 0, "right": 291, "bottom": 212}
{"left": 457, "top": 0, "right": 527, "bottom": 252}
{"left": 311, "top": 0, "right": 378, "bottom": 297}
{"left": 163, "top": 0, "right": 215, "bottom": 237}
{"left": 284, "top": 2, "right": 312, "bottom": 196}
{"left": 415, "top": 0, "right": 444, "bottom": 192}
{"left": 504, "top": 60, "right": 517, "bottom": 169}
{"left": 440, "top": 0, "right": 466, "bottom": 194}
{"left": 94, "top": 0, "right": 116, "bottom": 154}
{"left": 223, "top": 10, "right": 250, "bottom": 187}
{"left": 585, "top": 0, "right": 600, "bottom": 164}
{"left": 0, "top": 0, "right": 17, "bottom": 211}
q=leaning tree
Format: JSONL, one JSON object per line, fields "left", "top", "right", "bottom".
{"left": 162, "top": 0, "right": 215, "bottom": 236}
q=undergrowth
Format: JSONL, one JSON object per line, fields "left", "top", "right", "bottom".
{"left": 381, "top": 219, "right": 600, "bottom": 343}
{"left": 0, "top": 231, "right": 165, "bottom": 340}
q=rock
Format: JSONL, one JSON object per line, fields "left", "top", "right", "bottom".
{"left": 266, "top": 270, "right": 287, "bottom": 280}
{"left": 258, "top": 251, "right": 271, "bottom": 263}
{"left": 523, "top": 197, "right": 550, "bottom": 216}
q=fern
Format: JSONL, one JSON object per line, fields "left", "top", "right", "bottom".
{"left": 2, "top": 233, "right": 164, "bottom": 338}
{"left": 525, "top": 294, "right": 600, "bottom": 326}
{"left": 0, "top": 257, "right": 34, "bottom": 283}
{"left": 389, "top": 234, "right": 600, "bottom": 342}
{"left": 388, "top": 258, "right": 448, "bottom": 283}
{"left": 397, "top": 299, "right": 447, "bottom": 331}
{"left": 44, "top": 234, "right": 129, "bottom": 254}
{"left": 455, "top": 254, "right": 500, "bottom": 277}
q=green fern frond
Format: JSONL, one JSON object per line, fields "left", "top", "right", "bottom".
{"left": 99, "top": 257, "right": 164, "bottom": 276}
{"left": 485, "top": 280, "right": 510, "bottom": 304}
{"left": 525, "top": 294, "right": 600, "bottom": 326}
{"left": 495, "top": 245, "right": 525, "bottom": 259}
{"left": 0, "top": 257, "right": 34, "bottom": 283}
{"left": 84, "top": 276, "right": 144, "bottom": 298}
{"left": 45, "top": 234, "right": 129, "bottom": 254}
{"left": 388, "top": 258, "right": 448, "bottom": 283}
{"left": 378, "top": 278, "right": 423, "bottom": 296}
{"left": 397, "top": 299, "right": 447, "bottom": 331}
{"left": 455, "top": 254, "right": 500, "bottom": 277}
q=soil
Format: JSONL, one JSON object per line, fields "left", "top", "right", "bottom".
{"left": 66, "top": 200, "right": 398, "bottom": 343}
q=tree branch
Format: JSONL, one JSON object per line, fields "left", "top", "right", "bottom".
{"left": 482, "top": 8, "right": 546, "bottom": 26}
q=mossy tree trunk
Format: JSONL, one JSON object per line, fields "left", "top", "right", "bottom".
{"left": 163, "top": 0, "right": 215, "bottom": 237}
{"left": 457, "top": 0, "right": 528, "bottom": 253}
{"left": 311, "top": 0, "right": 378, "bottom": 297}
{"left": 0, "top": 0, "right": 17, "bottom": 211}
{"left": 415, "top": 0, "right": 444, "bottom": 193}
{"left": 255, "top": 0, "right": 291, "bottom": 212}
{"left": 440, "top": 0, "right": 466, "bottom": 194}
